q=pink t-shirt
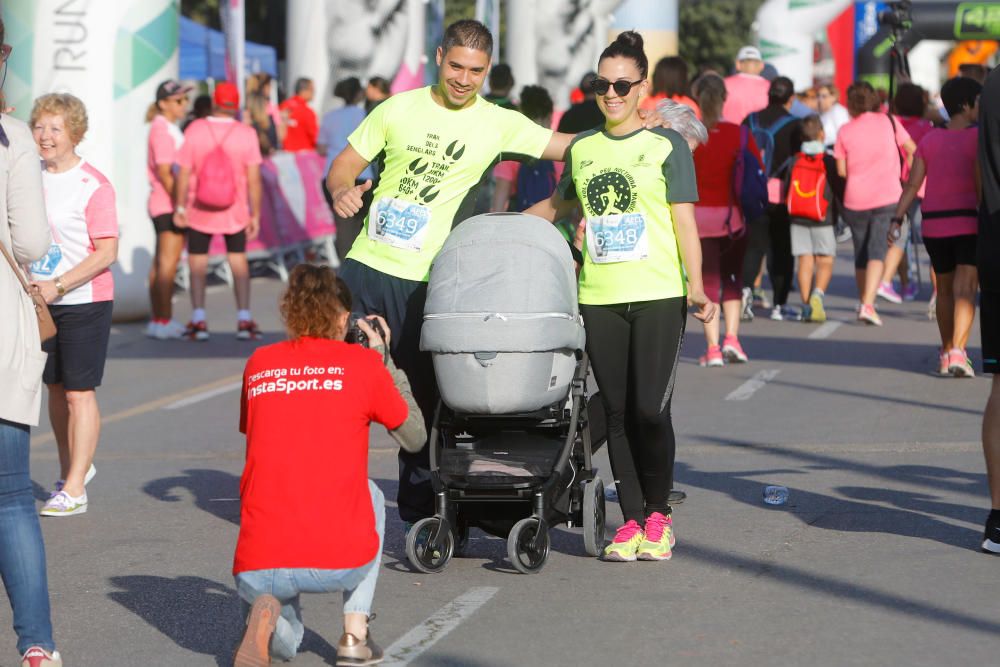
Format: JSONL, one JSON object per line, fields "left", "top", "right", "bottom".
{"left": 722, "top": 74, "right": 770, "bottom": 124}
{"left": 915, "top": 127, "right": 979, "bottom": 238}
{"left": 834, "top": 112, "right": 911, "bottom": 210}
{"left": 178, "top": 117, "right": 263, "bottom": 235}
{"left": 899, "top": 116, "right": 933, "bottom": 198}
{"left": 147, "top": 114, "right": 184, "bottom": 218}
{"left": 30, "top": 160, "right": 118, "bottom": 305}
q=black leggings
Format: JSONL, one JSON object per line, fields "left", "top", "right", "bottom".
{"left": 580, "top": 297, "right": 686, "bottom": 523}
{"left": 742, "top": 204, "right": 793, "bottom": 307}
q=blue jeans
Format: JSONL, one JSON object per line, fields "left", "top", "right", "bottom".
{"left": 0, "top": 418, "right": 55, "bottom": 654}
{"left": 235, "top": 480, "right": 384, "bottom": 661}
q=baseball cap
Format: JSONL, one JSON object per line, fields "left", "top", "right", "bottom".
{"left": 213, "top": 82, "right": 240, "bottom": 110}
{"left": 736, "top": 46, "right": 763, "bottom": 62}
{"left": 156, "top": 79, "right": 193, "bottom": 101}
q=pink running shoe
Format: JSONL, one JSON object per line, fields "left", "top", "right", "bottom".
{"left": 637, "top": 512, "right": 676, "bottom": 561}
{"left": 699, "top": 345, "right": 724, "bottom": 368}
{"left": 948, "top": 348, "right": 975, "bottom": 378}
{"left": 722, "top": 335, "right": 749, "bottom": 363}
{"left": 877, "top": 281, "right": 903, "bottom": 304}
{"left": 602, "top": 519, "right": 645, "bottom": 562}
{"left": 858, "top": 304, "right": 883, "bottom": 326}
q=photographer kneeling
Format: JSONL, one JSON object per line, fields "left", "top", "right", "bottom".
{"left": 233, "top": 264, "right": 425, "bottom": 667}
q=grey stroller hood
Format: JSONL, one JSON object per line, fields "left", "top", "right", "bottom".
{"left": 421, "top": 213, "right": 586, "bottom": 414}
{"left": 421, "top": 213, "right": 585, "bottom": 353}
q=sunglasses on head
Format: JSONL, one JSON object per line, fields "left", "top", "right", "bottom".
{"left": 591, "top": 78, "right": 642, "bottom": 97}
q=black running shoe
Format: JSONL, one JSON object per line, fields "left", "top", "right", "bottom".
{"left": 982, "top": 514, "right": 1000, "bottom": 554}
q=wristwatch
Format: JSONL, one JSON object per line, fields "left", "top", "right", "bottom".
{"left": 54, "top": 276, "right": 66, "bottom": 296}
{"left": 176, "top": 205, "right": 186, "bottom": 214}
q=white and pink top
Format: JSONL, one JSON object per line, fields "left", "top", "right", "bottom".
{"left": 30, "top": 160, "right": 119, "bottom": 305}
{"left": 147, "top": 114, "right": 184, "bottom": 218}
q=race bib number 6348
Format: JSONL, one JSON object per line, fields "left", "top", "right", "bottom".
{"left": 585, "top": 213, "right": 648, "bottom": 264}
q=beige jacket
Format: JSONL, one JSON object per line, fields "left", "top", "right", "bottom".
{"left": 0, "top": 116, "right": 51, "bottom": 427}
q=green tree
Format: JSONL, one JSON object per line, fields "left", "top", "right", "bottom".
{"left": 679, "top": 0, "right": 765, "bottom": 75}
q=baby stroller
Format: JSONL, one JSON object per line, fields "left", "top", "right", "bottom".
{"left": 406, "top": 213, "right": 606, "bottom": 574}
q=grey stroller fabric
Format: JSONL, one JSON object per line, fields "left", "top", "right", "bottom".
{"left": 422, "top": 213, "right": 586, "bottom": 413}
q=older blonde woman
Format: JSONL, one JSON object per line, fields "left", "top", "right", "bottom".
{"left": 28, "top": 93, "right": 119, "bottom": 517}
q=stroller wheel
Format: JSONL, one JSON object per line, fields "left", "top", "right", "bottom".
{"left": 507, "top": 517, "right": 550, "bottom": 574}
{"left": 405, "top": 517, "right": 454, "bottom": 574}
{"left": 582, "top": 476, "right": 606, "bottom": 557}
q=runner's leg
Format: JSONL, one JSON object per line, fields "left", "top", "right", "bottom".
{"left": 625, "top": 298, "right": 686, "bottom": 516}
{"left": 581, "top": 303, "right": 643, "bottom": 523}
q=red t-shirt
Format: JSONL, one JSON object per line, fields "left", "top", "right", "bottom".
{"left": 279, "top": 95, "right": 319, "bottom": 151}
{"left": 693, "top": 122, "right": 760, "bottom": 207}
{"left": 235, "top": 337, "right": 407, "bottom": 574}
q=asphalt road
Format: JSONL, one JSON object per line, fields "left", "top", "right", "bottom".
{"left": 7, "top": 246, "right": 999, "bottom": 666}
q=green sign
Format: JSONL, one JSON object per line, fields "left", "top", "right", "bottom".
{"left": 955, "top": 3, "right": 1000, "bottom": 39}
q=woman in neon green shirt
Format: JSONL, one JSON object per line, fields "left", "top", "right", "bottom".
{"left": 529, "top": 31, "right": 716, "bottom": 563}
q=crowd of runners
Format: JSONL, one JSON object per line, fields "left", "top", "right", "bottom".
{"left": 1, "top": 14, "right": 999, "bottom": 667}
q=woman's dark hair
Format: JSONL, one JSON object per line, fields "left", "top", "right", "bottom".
{"left": 846, "top": 81, "right": 877, "bottom": 117}
{"left": 192, "top": 94, "right": 213, "bottom": 119}
{"left": 367, "top": 76, "right": 391, "bottom": 96}
{"left": 768, "top": 76, "right": 795, "bottom": 106}
{"left": 695, "top": 73, "right": 727, "bottom": 125}
{"left": 334, "top": 77, "right": 363, "bottom": 105}
{"left": 940, "top": 76, "right": 982, "bottom": 118}
{"left": 892, "top": 82, "right": 925, "bottom": 117}
{"left": 651, "top": 56, "right": 690, "bottom": 97}
{"left": 599, "top": 31, "right": 648, "bottom": 80}
{"left": 280, "top": 264, "right": 352, "bottom": 340}
{"left": 518, "top": 85, "right": 553, "bottom": 122}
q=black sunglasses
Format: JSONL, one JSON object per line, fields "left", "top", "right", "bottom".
{"left": 591, "top": 78, "right": 642, "bottom": 97}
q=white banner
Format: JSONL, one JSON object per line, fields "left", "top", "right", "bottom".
{"left": 219, "top": 0, "right": 246, "bottom": 101}
{"left": 3, "top": 0, "right": 180, "bottom": 321}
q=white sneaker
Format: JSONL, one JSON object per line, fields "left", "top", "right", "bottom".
{"left": 20, "top": 646, "right": 62, "bottom": 667}
{"left": 145, "top": 321, "right": 161, "bottom": 338}
{"left": 53, "top": 463, "right": 96, "bottom": 495}
{"left": 155, "top": 320, "right": 187, "bottom": 340}
{"left": 769, "top": 306, "right": 783, "bottom": 321}
{"left": 40, "top": 491, "right": 87, "bottom": 517}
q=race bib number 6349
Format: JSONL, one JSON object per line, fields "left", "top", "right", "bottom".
{"left": 369, "top": 197, "right": 431, "bottom": 252}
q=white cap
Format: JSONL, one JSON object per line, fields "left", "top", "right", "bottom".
{"left": 736, "top": 46, "right": 763, "bottom": 62}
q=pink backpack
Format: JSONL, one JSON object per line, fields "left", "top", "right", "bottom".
{"left": 194, "top": 122, "right": 237, "bottom": 210}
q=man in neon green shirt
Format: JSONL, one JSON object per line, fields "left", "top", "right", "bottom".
{"left": 327, "top": 20, "right": 664, "bottom": 523}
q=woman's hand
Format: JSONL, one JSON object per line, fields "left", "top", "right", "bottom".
{"left": 637, "top": 108, "right": 668, "bottom": 130}
{"left": 247, "top": 214, "right": 261, "bottom": 241}
{"left": 173, "top": 208, "right": 189, "bottom": 229}
{"left": 887, "top": 219, "right": 903, "bottom": 247}
{"left": 688, "top": 287, "right": 718, "bottom": 323}
{"left": 30, "top": 280, "right": 60, "bottom": 304}
{"left": 357, "top": 315, "right": 391, "bottom": 350}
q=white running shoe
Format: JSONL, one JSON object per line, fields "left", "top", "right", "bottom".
{"left": 40, "top": 491, "right": 87, "bottom": 517}
{"left": 145, "top": 321, "right": 161, "bottom": 338}
{"left": 155, "top": 320, "right": 187, "bottom": 340}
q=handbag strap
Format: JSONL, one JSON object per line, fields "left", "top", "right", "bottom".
{"left": 0, "top": 235, "right": 34, "bottom": 296}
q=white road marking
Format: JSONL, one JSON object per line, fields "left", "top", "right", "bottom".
{"left": 726, "top": 369, "right": 781, "bottom": 401}
{"left": 162, "top": 381, "right": 242, "bottom": 410}
{"left": 382, "top": 587, "right": 499, "bottom": 666}
{"left": 808, "top": 320, "right": 843, "bottom": 340}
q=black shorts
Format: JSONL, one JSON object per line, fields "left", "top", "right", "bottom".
{"left": 186, "top": 229, "right": 247, "bottom": 255}
{"left": 983, "top": 291, "right": 1000, "bottom": 375}
{"left": 43, "top": 301, "right": 114, "bottom": 390}
{"left": 923, "top": 234, "right": 977, "bottom": 274}
{"left": 152, "top": 213, "right": 185, "bottom": 235}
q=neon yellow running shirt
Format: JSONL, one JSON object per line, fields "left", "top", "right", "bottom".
{"left": 557, "top": 127, "right": 699, "bottom": 305}
{"left": 347, "top": 87, "right": 553, "bottom": 282}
